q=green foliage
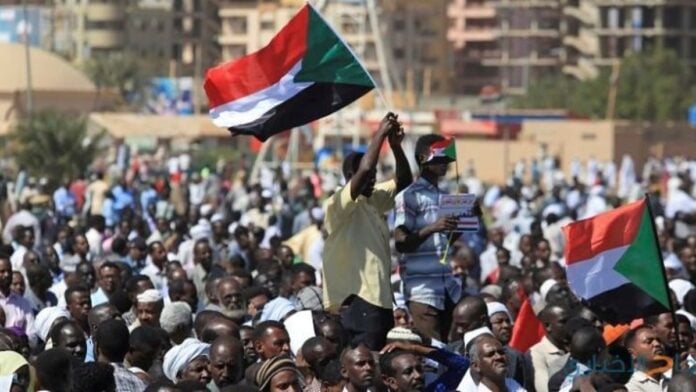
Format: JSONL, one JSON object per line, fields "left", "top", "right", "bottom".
{"left": 82, "top": 52, "right": 164, "bottom": 108}
{"left": 10, "top": 111, "right": 105, "bottom": 188}
{"left": 512, "top": 48, "right": 696, "bottom": 121}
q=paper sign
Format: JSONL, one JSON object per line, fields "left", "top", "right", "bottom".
{"left": 284, "top": 310, "right": 316, "bottom": 356}
{"left": 437, "top": 194, "right": 480, "bottom": 232}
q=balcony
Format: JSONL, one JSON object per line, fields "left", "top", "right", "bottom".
{"left": 218, "top": 34, "right": 249, "bottom": 45}
{"left": 447, "top": 29, "right": 496, "bottom": 43}
{"left": 86, "top": 4, "right": 125, "bottom": 22}
{"left": 86, "top": 30, "right": 124, "bottom": 48}
{"left": 447, "top": 4, "right": 496, "bottom": 19}
{"left": 563, "top": 34, "right": 598, "bottom": 55}
{"left": 563, "top": 6, "right": 593, "bottom": 25}
{"left": 562, "top": 58, "right": 599, "bottom": 80}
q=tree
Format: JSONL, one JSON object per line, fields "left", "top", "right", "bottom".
{"left": 511, "top": 47, "right": 696, "bottom": 121}
{"left": 10, "top": 111, "right": 105, "bottom": 188}
{"left": 82, "top": 52, "right": 164, "bottom": 108}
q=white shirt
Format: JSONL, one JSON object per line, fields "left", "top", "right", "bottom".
{"left": 477, "top": 378, "right": 526, "bottom": 391}
{"left": 86, "top": 228, "right": 104, "bottom": 260}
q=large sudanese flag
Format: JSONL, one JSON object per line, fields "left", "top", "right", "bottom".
{"left": 563, "top": 198, "right": 672, "bottom": 324}
{"left": 204, "top": 3, "right": 375, "bottom": 142}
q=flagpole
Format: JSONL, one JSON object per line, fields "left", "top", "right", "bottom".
{"left": 644, "top": 193, "right": 683, "bottom": 369}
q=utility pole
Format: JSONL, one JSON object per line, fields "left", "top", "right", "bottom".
{"left": 606, "top": 60, "right": 621, "bottom": 120}
{"left": 22, "top": 0, "right": 34, "bottom": 116}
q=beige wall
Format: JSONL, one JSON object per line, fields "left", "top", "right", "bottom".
{"left": 520, "top": 120, "right": 616, "bottom": 170}
{"left": 455, "top": 120, "right": 696, "bottom": 185}
{"left": 455, "top": 139, "right": 539, "bottom": 184}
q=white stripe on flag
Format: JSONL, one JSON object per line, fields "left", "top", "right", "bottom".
{"left": 209, "top": 60, "right": 313, "bottom": 128}
{"left": 566, "top": 245, "right": 631, "bottom": 300}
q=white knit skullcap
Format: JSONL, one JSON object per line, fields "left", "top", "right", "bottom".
{"left": 137, "top": 289, "right": 163, "bottom": 304}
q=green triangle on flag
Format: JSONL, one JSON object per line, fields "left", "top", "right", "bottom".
{"left": 443, "top": 140, "right": 456, "bottom": 161}
{"left": 613, "top": 205, "right": 671, "bottom": 309}
{"left": 294, "top": 5, "right": 375, "bottom": 87}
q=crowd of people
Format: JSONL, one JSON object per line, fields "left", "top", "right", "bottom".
{"left": 0, "top": 112, "right": 695, "bottom": 392}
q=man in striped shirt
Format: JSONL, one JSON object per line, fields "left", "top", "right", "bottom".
{"left": 394, "top": 134, "right": 471, "bottom": 342}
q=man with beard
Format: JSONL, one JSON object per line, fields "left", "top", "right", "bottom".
{"left": 208, "top": 336, "right": 244, "bottom": 391}
{"left": 341, "top": 343, "right": 377, "bottom": 392}
{"left": 215, "top": 276, "right": 246, "bottom": 324}
{"left": 529, "top": 305, "right": 570, "bottom": 392}
{"left": 625, "top": 325, "right": 670, "bottom": 391}
{"left": 469, "top": 335, "right": 525, "bottom": 391}
{"left": 51, "top": 319, "right": 87, "bottom": 361}
{"left": 487, "top": 302, "right": 529, "bottom": 387}
{"left": 379, "top": 340, "right": 470, "bottom": 392}
{"left": 380, "top": 350, "right": 425, "bottom": 392}
{"left": 134, "top": 289, "right": 164, "bottom": 329}
{"left": 645, "top": 313, "right": 678, "bottom": 357}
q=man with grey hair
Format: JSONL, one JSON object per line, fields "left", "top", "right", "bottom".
{"left": 159, "top": 301, "right": 193, "bottom": 345}
{"left": 469, "top": 334, "right": 525, "bottom": 391}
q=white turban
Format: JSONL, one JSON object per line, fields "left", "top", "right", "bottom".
{"left": 137, "top": 289, "right": 163, "bottom": 304}
{"left": 33, "top": 306, "right": 70, "bottom": 342}
{"left": 669, "top": 279, "right": 695, "bottom": 306}
{"left": 486, "top": 302, "right": 513, "bottom": 325}
{"left": 677, "top": 309, "right": 696, "bottom": 330}
{"left": 539, "top": 279, "right": 559, "bottom": 301}
{"left": 160, "top": 302, "right": 192, "bottom": 335}
{"left": 162, "top": 338, "right": 210, "bottom": 382}
{"left": 260, "top": 297, "right": 296, "bottom": 322}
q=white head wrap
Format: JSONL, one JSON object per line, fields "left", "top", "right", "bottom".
{"left": 33, "top": 306, "right": 70, "bottom": 342}
{"left": 159, "top": 302, "right": 192, "bottom": 335}
{"left": 162, "top": 338, "right": 210, "bottom": 381}
{"left": 260, "top": 297, "right": 296, "bottom": 322}
{"left": 539, "top": 279, "right": 559, "bottom": 301}
{"left": 486, "top": 302, "right": 513, "bottom": 325}
{"left": 677, "top": 309, "right": 696, "bottom": 330}
{"left": 669, "top": 279, "right": 695, "bottom": 306}
{"left": 137, "top": 289, "right": 163, "bottom": 304}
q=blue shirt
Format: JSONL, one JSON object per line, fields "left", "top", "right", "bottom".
{"left": 53, "top": 187, "right": 76, "bottom": 218}
{"left": 85, "top": 336, "right": 94, "bottom": 362}
{"left": 140, "top": 188, "right": 158, "bottom": 213}
{"left": 425, "top": 349, "right": 470, "bottom": 392}
{"left": 394, "top": 177, "right": 461, "bottom": 310}
{"left": 112, "top": 185, "right": 134, "bottom": 212}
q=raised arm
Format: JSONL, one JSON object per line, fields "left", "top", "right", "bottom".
{"left": 387, "top": 119, "right": 412, "bottom": 193}
{"left": 350, "top": 113, "right": 397, "bottom": 200}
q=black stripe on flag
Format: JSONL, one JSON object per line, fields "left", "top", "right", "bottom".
{"left": 228, "top": 82, "right": 373, "bottom": 142}
{"left": 581, "top": 283, "right": 671, "bottom": 325}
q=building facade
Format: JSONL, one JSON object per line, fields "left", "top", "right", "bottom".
{"left": 448, "top": 0, "right": 696, "bottom": 95}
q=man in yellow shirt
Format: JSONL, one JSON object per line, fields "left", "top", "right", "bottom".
{"left": 322, "top": 112, "right": 412, "bottom": 350}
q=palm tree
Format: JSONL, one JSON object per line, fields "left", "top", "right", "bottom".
{"left": 10, "top": 110, "right": 105, "bottom": 189}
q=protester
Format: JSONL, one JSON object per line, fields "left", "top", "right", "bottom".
{"left": 322, "top": 113, "right": 411, "bottom": 350}
{"left": 0, "top": 110, "right": 694, "bottom": 392}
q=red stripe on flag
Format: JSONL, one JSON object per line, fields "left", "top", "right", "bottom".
{"left": 429, "top": 138, "right": 452, "bottom": 149}
{"left": 509, "top": 290, "right": 545, "bottom": 352}
{"left": 562, "top": 199, "right": 646, "bottom": 265}
{"left": 204, "top": 5, "right": 310, "bottom": 108}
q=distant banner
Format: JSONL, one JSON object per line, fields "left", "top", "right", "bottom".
{"left": 146, "top": 77, "right": 194, "bottom": 116}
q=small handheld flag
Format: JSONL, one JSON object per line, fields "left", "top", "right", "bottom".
{"left": 563, "top": 197, "right": 671, "bottom": 324}
{"left": 424, "top": 138, "right": 456, "bottom": 164}
{"left": 204, "top": 4, "right": 375, "bottom": 141}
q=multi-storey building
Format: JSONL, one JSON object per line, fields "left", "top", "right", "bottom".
{"left": 563, "top": 0, "right": 696, "bottom": 80}
{"left": 448, "top": 0, "right": 696, "bottom": 94}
